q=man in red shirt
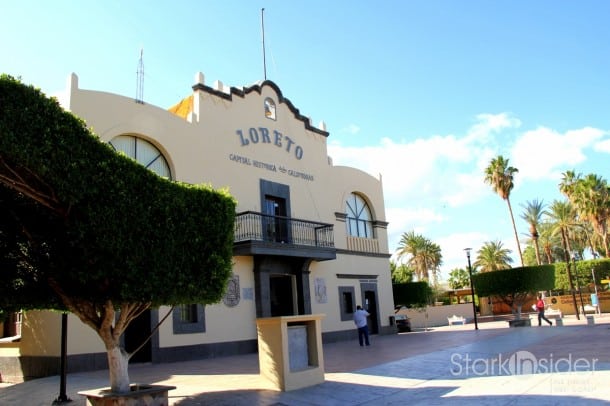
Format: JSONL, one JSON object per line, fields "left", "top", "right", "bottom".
{"left": 536, "top": 294, "right": 553, "bottom": 326}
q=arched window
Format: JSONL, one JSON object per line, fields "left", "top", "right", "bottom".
{"left": 345, "top": 193, "right": 373, "bottom": 238}
{"left": 109, "top": 135, "right": 172, "bottom": 179}
{"left": 264, "top": 97, "right": 276, "bottom": 120}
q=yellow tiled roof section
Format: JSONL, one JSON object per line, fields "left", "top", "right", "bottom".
{"left": 168, "top": 95, "right": 193, "bottom": 118}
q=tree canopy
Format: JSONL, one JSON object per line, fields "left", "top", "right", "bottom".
{"left": 447, "top": 268, "right": 470, "bottom": 289}
{"left": 0, "top": 74, "right": 236, "bottom": 392}
{"left": 473, "top": 265, "right": 555, "bottom": 318}
{"left": 473, "top": 240, "right": 513, "bottom": 272}
{"left": 395, "top": 230, "right": 442, "bottom": 283}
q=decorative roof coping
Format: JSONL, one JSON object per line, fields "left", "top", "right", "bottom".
{"left": 186, "top": 71, "right": 330, "bottom": 136}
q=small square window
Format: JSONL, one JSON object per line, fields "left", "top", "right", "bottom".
{"left": 173, "top": 304, "right": 205, "bottom": 334}
{"left": 180, "top": 304, "right": 198, "bottom": 323}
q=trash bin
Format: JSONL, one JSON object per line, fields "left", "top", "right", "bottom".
{"left": 587, "top": 316, "right": 595, "bottom": 326}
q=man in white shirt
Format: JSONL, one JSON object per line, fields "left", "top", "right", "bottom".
{"left": 353, "top": 305, "right": 370, "bottom": 346}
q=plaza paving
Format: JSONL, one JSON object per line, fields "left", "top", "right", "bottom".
{"left": 1, "top": 314, "right": 610, "bottom": 405}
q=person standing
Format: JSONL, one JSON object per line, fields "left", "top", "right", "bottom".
{"left": 536, "top": 294, "right": 552, "bottom": 326}
{"left": 353, "top": 305, "right": 370, "bottom": 346}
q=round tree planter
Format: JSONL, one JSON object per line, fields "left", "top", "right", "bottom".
{"left": 79, "top": 384, "right": 176, "bottom": 406}
{"left": 508, "top": 318, "right": 531, "bottom": 328}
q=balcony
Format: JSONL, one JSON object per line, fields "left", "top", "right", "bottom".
{"left": 233, "top": 211, "right": 336, "bottom": 261}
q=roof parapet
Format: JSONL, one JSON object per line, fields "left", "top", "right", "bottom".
{"left": 194, "top": 72, "right": 205, "bottom": 87}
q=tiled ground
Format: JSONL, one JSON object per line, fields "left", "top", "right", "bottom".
{"left": 1, "top": 314, "right": 609, "bottom": 405}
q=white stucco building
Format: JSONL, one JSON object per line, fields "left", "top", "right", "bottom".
{"left": 0, "top": 72, "right": 394, "bottom": 381}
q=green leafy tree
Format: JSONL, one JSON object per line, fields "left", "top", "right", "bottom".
{"left": 560, "top": 171, "right": 610, "bottom": 257}
{"left": 537, "top": 221, "right": 563, "bottom": 264}
{"left": 390, "top": 260, "right": 415, "bottom": 283}
{"left": 447, "top": 268, "right": 470, "bottom": 289}
{"left": 520, "top": 199, "right": 545, "bottom": 265}
{"left": 484, "top": 155, "right": 524, "bottom": 266}
{"left": 522, "top": 245, "right": 539, "bottom": 266}
{"left": 545, "top": 199, "right": 580, "bottom": 317}
{"left": 473, "top": 265, "right": 555, "bottom": 319}
{"left": 473, "top": 240, "right": 513, "bottom": 272}
{"left": 396, "top": 231, "right": 443, "bottom": 283}
{"left": 572, "top": 222, "right": 597, "bottom": 260}
{"left": 0, "top": 75, "right": 236, "bottom": 393}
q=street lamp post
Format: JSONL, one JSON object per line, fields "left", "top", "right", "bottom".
{"left": 572, "top": 253, "right": 586, "bottom": 315}
{"left": 464, "top": 248, "right": 479, "bottom": 330}
{"left": 592, "top": 266, "right": 600, "bottom": 315}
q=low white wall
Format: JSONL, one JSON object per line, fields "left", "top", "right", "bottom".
{"left": 404, "top": 303, "right": 474, "bottom": 328}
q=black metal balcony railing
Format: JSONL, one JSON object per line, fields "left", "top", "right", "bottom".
{"left": 234, "top": 211, "right": 334, "bottom": 248}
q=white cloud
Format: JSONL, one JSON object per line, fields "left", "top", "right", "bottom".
{"left": 436, "top": 231, "right": 489, "bottom": 271}
{"left": 594, "top": 137, "right": 610, "bottom": 153}
{"left": 328, "top": 114, "right": 605, "bottom": 281}
{"left": 386, "top": 206, "right": 444, "bottom": 257}
{"left": 511, "top": 126, "right": 606, "bottom": 182}
{"left": 465, "top": 113, "right": 521, "bottom": 145}
{"left": 340, "top": 124, "right": 360, "bottom": 134}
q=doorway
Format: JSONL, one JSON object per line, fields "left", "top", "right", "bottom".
{"left": 263, "top": 195, "right": 288, "bottom": 243}
{"left": 124, "top": 310, "right": 152, "bottom": 363}
{"left": 363, "top": 289, "right": 379, "bottom": 335}
{"left": 270, "top": 274, "right": 296, "bottom": 316}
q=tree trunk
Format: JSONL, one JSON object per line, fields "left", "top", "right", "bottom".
{"left": 46, "top": 285, "right": 153, "bottom": 395}
{"left": 506, "top": 198, "right": 524, "bottom": 266}
{"left": 107, "top": 345, "right": 131, "bottom": 393}
{"left": 533, "top": 237, "right": 542, "bottom": 265}
{"left": 561, "top": 228, "right": 580, "bottom": 320}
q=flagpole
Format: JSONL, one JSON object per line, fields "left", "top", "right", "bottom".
{"left": 261, "top": 8, "right": 267, "bottom": 80}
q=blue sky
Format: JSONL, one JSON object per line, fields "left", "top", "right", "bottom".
{"left": 3, "top": 1, "right": 610, "bottom": 280}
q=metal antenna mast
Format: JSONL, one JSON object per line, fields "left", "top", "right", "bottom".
{"left": 261, "top": 8, "right": 267, "bottom": 80}
{"left": 136, "top": 48, "right": 144, "bottom": 104}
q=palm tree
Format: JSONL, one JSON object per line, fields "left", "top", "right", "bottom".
{"left": 545, "top": 199, "right": 580, "bottom": 318}
{"left": 484, "top": 155, "right": 524, "bottom": 266}
{"left": 572, "top": 221, "right": 595, "bottom": 259}
{"left": 560, "top": 171, "right": 610, "bottom": 257}
{"left": 520, "top": 199, "right": 545, "bottom": 265}
{"left": 447, "top": 268, "right": 470, "bottom": 289}
{"left": 545, "top": 200, "right": 577, "bottom": 256}
{"left": 395, "top": 231, "right": 443, "bottom": 283}
{"left": 473, "top": 240, "right": 513, "bottom": 272}
{"left": 536, "top": 221, "right": 562, "bottom": 264}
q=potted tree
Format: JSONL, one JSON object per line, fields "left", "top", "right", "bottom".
{"left": 0, "top": 75, "right": 236, "bottom": 401}
{"left": 472, "top": 265, "right": 555, "bottom": 327}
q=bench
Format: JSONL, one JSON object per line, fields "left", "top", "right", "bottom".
{"left": 583, "top": 304, "right": 598, "bottom": 314}
{"left": 545, "top": 307, "right": 563, "bottom": 319}
{"left": 448, "top": 315, "right": 466, "bottom": 326}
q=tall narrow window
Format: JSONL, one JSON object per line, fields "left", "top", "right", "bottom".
{"left": 338, "top": 286, "right": 356, "bottom": 321}
{"left": 345, "top": 193, "right": 373, "bottom": 238}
